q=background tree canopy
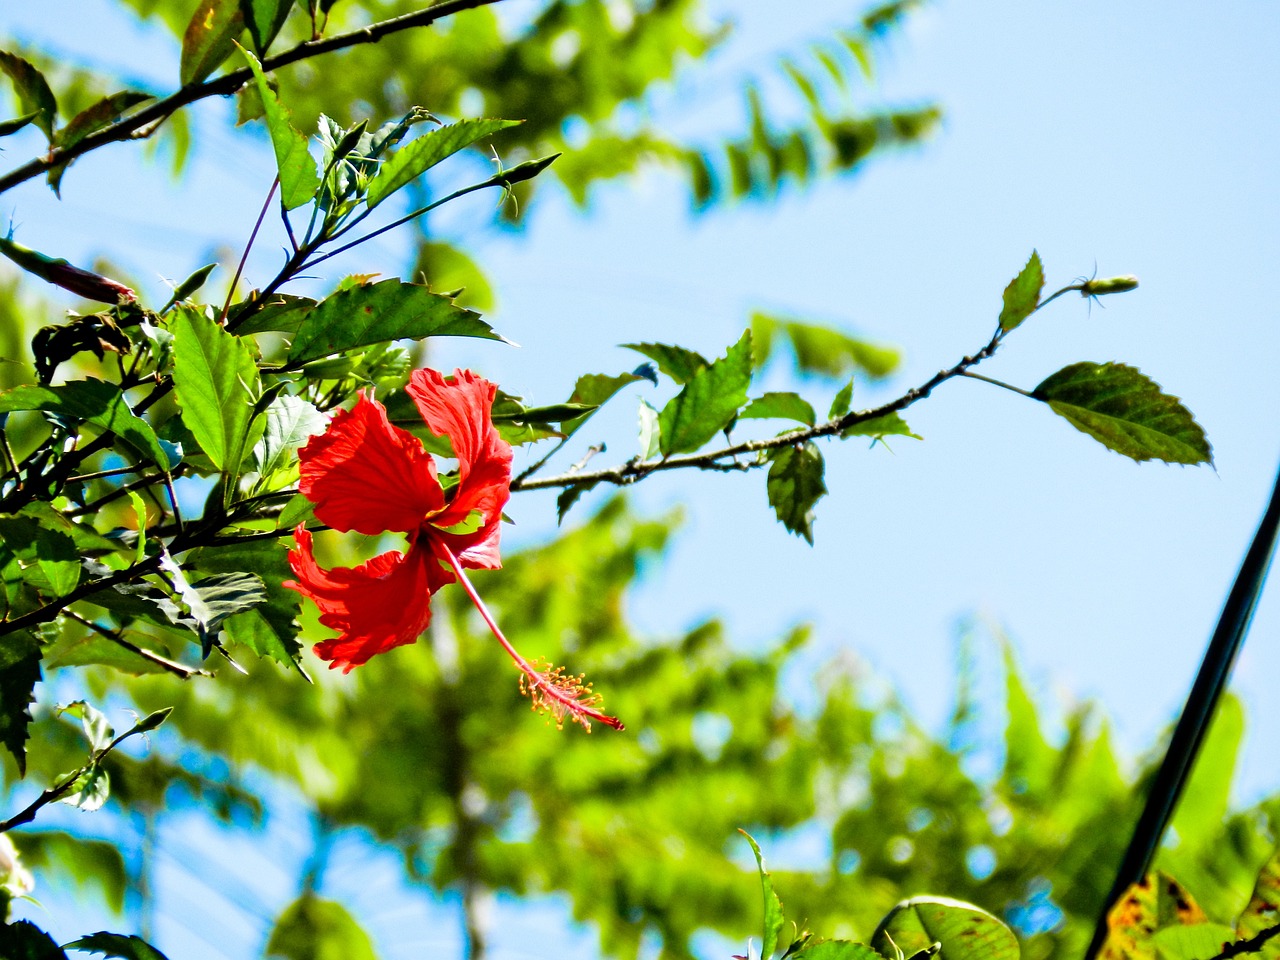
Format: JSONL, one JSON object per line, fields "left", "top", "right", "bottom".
{"left": 0, "top": 1, "right": 1278, "bottom": 959}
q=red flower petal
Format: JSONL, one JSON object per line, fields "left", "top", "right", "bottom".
{"left": 284, "top": 527, "right": 448, "bottom": 672}
{"left": 405, "top": 369, "right": 512, "bottom": 534}
{"left": 299, "top": 392, "right": 444, "bottom": 536}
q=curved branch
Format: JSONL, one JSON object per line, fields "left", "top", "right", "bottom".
{"left": 511, "top": 325, "right": 1007, "bottom": 493}
{"left": 0, "top": 0, "right": 509, "bottom": 196}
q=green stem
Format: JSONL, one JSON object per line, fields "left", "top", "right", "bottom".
{"left": 958, "top": 370, "right": 1034, "bottom": 397}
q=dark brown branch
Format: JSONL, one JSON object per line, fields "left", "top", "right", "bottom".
{"left": 67, "top": 611, "right": 206, "bottom": 680}
{"left": 511, "top": 325, "right": 1006, "bottom": 493}
{"left": 1205, "top": 924, "right": 1280, "bottom": 960}
{"left": 0, "top": 0, "right": 510, "bottom": 196}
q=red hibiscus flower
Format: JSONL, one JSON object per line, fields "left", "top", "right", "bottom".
{"left": 284, "top": 368, "right": 623, "bottom": 731}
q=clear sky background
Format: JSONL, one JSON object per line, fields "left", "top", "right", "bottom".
{"left": 3, "top": 1, "right": 1280, "bottom": 957}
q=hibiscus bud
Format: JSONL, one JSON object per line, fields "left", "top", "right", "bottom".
{"left": 0, "top": 234, "right": 137, "bottom": 304}
{"left": 1079, "top": 274, "right": 1139, "bottom": 297}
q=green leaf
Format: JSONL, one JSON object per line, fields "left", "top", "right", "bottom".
{"left": 16, "top": 504, "right": 116, "bottom": 554}
{"left": 998, "top": 250, "right": 1044, "bottom": 332}
{"left": 265, "top": 895, "right": 378, "bottom": 960}
{"left": 767, "top": 442, "right": 827, "bottom": 544}
{"left": 741, "top": 831, "right": 786, "bottom": 960}
{"left": 59, "top": 763, "right": 110, "bottom": 811}
{"left": 276, "top": 494, "right": 316, "bottom": 530}
{"left": 0, "top": 111, "right": 37, "bottom": 137}
{"left": 0, "top": 920, "right": 68, "bottom": 960}
{"left": 1152, "top": 924, "right": 1235, "bottom": 960}
{"left": 0, "top": 630, "right": 42, "bottom": 775}
{"left": 1001, "top": 641, "right": 1054, "bottom": 797}
{"left": 1169, "top": 693, "right": 1243, "bottom": 853}
{"left": 841, "top": 412, "right": 921, "bottom": 441}
{"left": 240, "top": 0, "right": 293, "bottom": 54}
{"left": 623, "top": 342, "right": 710, "bottom": 384}
{"left": 829, "top": 379, "right": 854, "bottom": 420}
{"left": 1238, "top": 847, "right": 1280, "bottom": 956}
{"left": 562, "top": 370, "right": 647, "bottom": 438}
{"left": 0, "top": 518, "right": 80, "bottom": 596}
{"left": 366, "top": 118, "right": 521, "bottom": 209}
{"left": 179, "top": 0, "right": 245, "bottom": 86}
{"left": 159, "top": 550, "right": 268, "bottom": 655}
{"left": 871, "top": 898, "right": 1019, "bottom": 960}
{"left": 43, "top": 630, "right": 173, "bottom": 677}
{"left": 64, "top": 932, "right": 171, "bottom": 960}
{"left": 556, "top": 482, "right": 599, "bottom": 526}
{"left": 1032, "top": 362, "right": 1212, "bottom": 465}
{"left": 491, "top": 403, "right": 598, "bottom": 424}
{"left": 58, "top": 700, "right": 114, "bottom": 752}
{"left": 188, "top": 541, "right": 302, "bottom": 665}
{"left": 741, "top": 392, "right": 816, "bottom": 426}
{"left": 658, "top": 331, "right": 753, "bottom": 455}
{"left": 1099, "top": 874, "right": 1207, "bottom": 960}
{"left": 0, "top": 51, "right": 58, "bottom": 141}
{"left": 229, "top": 294, "right": 317, "bottom": 335}
{"left": 48, "top": 92, "right": 152, "bottom": 195}
{"left": 287, "top": 279, "right": 502, "bottom": 365}
{"left": 252, "top": 395, "right": 325, "bottom": 479}
{"left": 638, "top": 399, "right": 661, "bottom": 459}
{"left": 794, "top": 943, "right": 886, "bottom": 960}
{"left": 239, "top": 46, "right": 320, "bottom": 209}
{"left": 0, "top": 380, "right": 173, "bottom": 470}
{"left": 15, "top": 831, "right": 128, "bottom": 913}
{"left": 752, "top": 312, "right": 900, "bottom": 380}
{"left": 171, "top": 307, "right": 262, "bottom": 474}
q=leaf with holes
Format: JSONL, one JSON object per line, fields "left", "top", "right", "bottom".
{"left": 1032, "top": 363, "right": 1212, "bottom": 465}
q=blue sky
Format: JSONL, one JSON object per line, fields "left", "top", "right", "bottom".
{"left": 3, "top": 0, "right": 1280, "bottom": 956}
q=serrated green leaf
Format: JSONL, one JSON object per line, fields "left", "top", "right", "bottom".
{"left": 58, "top": 699, "right": 114, "bottom": 753}
{"left": 563, "top": 371, "right": 646, "bottom": 438}
{"left": 287, "top": 279, "right": 501, "bottom": 364}
{"left": 179, "top": 0, "right": 244, "bottom": 86}
{"left": 841, "top": 412, "right": 921, "bottom": 441}
{"left": 638, "top": 399, "right": 661, "bottom": 459}
{"left": 266, "top": 895, "right": 378, "bottom": 960}
{"left": 0, "top": 919, "right": 68, "bottom": 959}
{"left": 829, "top": 379, "right": 854, "bottom": 420}
{"left": 239, "top": 46, "right": 320, "bottom": 209}
{"left": 0, "top": 51, "right": 58, "bottom": 141}
{"left": 229, "top": 294, "right": 317, "bottom": 335}
{"left": 741, "top": 831, "right": 786, "bottom": 960}
{"left": 623, "top": 342, "right": 710, "bottom": 384}
{"left": 1032, "top": 362, "right": 1212, "bottom": 465}
{"left": 366, "top": 118, "right": 521, "bottom": 208}
{"left": 871, "top": 897, "right": 1018, "bottom": 960}
{"left": 240, "top": 0, "right": 293, "bottom": 55}
{"left": 741, "top": 392, "right": 816, "bottom": 426}
{"left": 556, "top": 481, "right": 598, "bottom": 526}
{"left": 999, "top": 250, "right": 1044, "bottom": 332}
{"left": 252, "top": 394, "right": 325, "bottom": 479}
{"left": 752, "top": 313, "right": 899, "bottom": 380}
{"left": 767, "top": 442, "right": 827, "bottom": 544}
{"left": 0, "top": 380, "right": 172, "bottom": 470}
{"left": 170, "top": 307, "right": 262, "bottom": 474}
{"left": 658, "top": 331, "right": 752, "bottom": 455}
{"left": 0, "top": 518, "right": 80, "bottom": 596}
{"left": 188, "top": 541, "right": 301, "bottom": 665}
{"left": 0, "top": 630, "right": 42, "bottom": 775}
{"left": 64, "top": 932, "right": 171, "bottom": 960}
{"left": 59, "top": 763, "right": 109, "bottom": 811}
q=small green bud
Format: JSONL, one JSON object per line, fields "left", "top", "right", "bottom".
{"left": 1080, "top": 275, "right": 1139, "bottom": 297}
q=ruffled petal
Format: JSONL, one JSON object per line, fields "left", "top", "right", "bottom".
{"left": 405, "top": 368, "right": 512, "bottom": 531}
{"left": 299, "top": 392, "right": 444, "bottom": 536}
{"left": 426, "top": 514, "right": 503, "bottom": 571}
{"left": 284, "top": 527, "right": 447, "bottom": 672}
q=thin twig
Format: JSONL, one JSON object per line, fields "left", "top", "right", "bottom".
{"left": 66, "top": 611, "right": 206, "bottom": 680}
{"left": 221, "top": 177, "right": 279, "bottom": 323}
{"left": 0, "top": 0, "right": 512, "bottom": 196}
{"left": 1205, "top": 924, "right": 1280, "bottom": 960}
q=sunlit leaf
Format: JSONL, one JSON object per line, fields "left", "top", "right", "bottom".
{"left": 366, "top": 118, "right": 521, "bottom": 208}
{"left": 0, "top": 51, "right": 57, "bottom": 141}
{"left": 180, "top": 0, "right": 245, "bottom": 86}
{"left": 265, "top": 895, "right": 378, "bottom": 960}
{"left": 871, "top": 897, "right": 1018, "bottom": 960}
{"left": 752, "top": 312, "right": 899, "bottom": 380}
{"left": 1098, "top": 874, "right": 1207, "bottom": 960}
{"left": 58, "top": 700, "right": 114, "bottom": 753}
{"left": 1151, "top": 924, "right": 1234, "bottom": 960}
{"left": 623, "top": 342, "right": 710, "bottom": 384}
{"left": 240, "top": 46, "right": 320, "bottom": 209}
{"left": 999, "top": 250, "right": 1044, "bottom": 333}
{"left": 658, "top": 330, "right": 752, "bottom": 455}
{"left": 741, "top": 392, "right": 816, "bottom": 426}
{"left": 741, "top": 831, "right": 786, "bottom": 960}
{"left": 59, "top": 763, "right": 110, "bottom": 811}
{"left": 0, "top": 517, "right": 80, "bottom": 597}
{"left": 1032, "top": 363, "right": 1212, "bottom": 465}
{"left": 841, "top": 412, "right": 920, "bottom": 441}
{"left": 187, "top": 541, "right": 302, "bottom": 665}
{"left": 252, "top": 394, "right": 326, "bottom": 479}
{"left": 1237, "top": 847, "right": 1280, "bottom": 957}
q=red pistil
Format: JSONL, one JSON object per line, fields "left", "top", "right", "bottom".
{"left": 436, "top": 541, "right": 624, "bottom": 732}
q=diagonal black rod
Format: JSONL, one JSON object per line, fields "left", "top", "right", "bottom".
{"left": 1086, "top": 455, "right": 1280, "bottom": 959}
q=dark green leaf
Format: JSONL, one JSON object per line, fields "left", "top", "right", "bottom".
{"left": 767, "top": 442, "right": 827, "bottom": 544}
{"left": 240, "top": 46, "right": 320, "bottom": 209}
{"left": 48, "top": 92, "right": 152, "bottom": 195}
{"left": 658, "top": 331, "right": 753, "bottom": 455}
{"left": 240, "top": 0, "right": 293, "bottom": 54}
{"left": 741, "top": 392, "right": 816, "bottom": 426}
{"left": 0, "top": 111, "right": 37, "bottom": 137}
{"left": 829, "top": 379, "right": 854, "bottom": 420}
{"left": 16, "top": 503, "right": 117, "bottom": 554}
{"left": 622, "top": 342, "right": 710, "bottom": 384}
{"left": 0, "top": 52, "right": 58, "bottom": 141}
{"left": 741, "top": 831, "right": 786, "bottom": 960}
{"left": 563, "top": 371, "right": 647, "bottom": 438}
{"left": 841, "top": 412, "right": 921, "bottom": 441}
{"left": 0, "top": 517, "right": 80, "bottom": 596}
{"left": 275, "top": 494, "right": 316, "bottom": 530}
{"left": 229, "top": 294, "right": 317, "bottom": 335}
{"left": 252, "top": 395, "right": 325, "bottom": 479}
{"left": 0, "top": 920, "right": 68, "bottom": 960}
{"left": 366, "top": 118, "right": 521, "bottom": 208}
{"left": 188, "top": 541, "right": 301, "bottom": 665}
{"left": 1032, "top": 362, "right": 1212, "bottom": 465}
{"left": 0, "top": 380, "right": 173, "bottom": 470}
{"left": 557, "top": 482, "right": 599, "bottom": 526}
{"left": 43, "top": 630, "right": 173, "bottom": 677}
{"left": 0, "top": 630, "right": 41, "bottom": 775}
{"left": 492, "top": 403, "right": 598, "bottom": 424}
{"left": 287, "top": 279, "right": 502, "bottom": 365}
{"left": 752, "top": 312, "right": 899, "bottom": 380}
{"left": 64, "top": 931, "right": 171, "bottom": 960}
{"left": 179, "top": 0, "right": 244, "bottom": 86}
{"left": 265, "top": 895, "right": 377, "bottom": 960}
{"left": 998, "top": 250, "right": 1044, "bottom": 332}
{"left": 871, "top": 897, "right": 1018, "bottom": 960}
{"left": 171, "top": 307, "right": 262, "bottom": 474}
